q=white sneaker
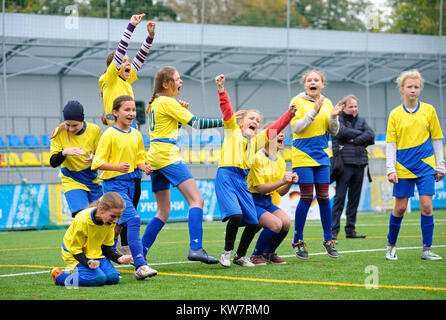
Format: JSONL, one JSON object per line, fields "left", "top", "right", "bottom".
{"left": 385, "top": 245, "right": 398, "bottom": 261}
{"left": 421, "top": 249, "right": 443, "bottom": 261}
{"left": 135, "top": 265, "right": 157, "bottom": 280}
{"left": 220, "top": 250, "right": 232, "bottom": 268}
{"left": 233, "top": 255, "right": 255, "bottom": 267}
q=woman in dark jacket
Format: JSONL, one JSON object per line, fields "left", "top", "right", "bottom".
{"left": 331, "top": 94, "right": 375, "bottom": 239}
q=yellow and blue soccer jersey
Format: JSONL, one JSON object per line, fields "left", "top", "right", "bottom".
{"left": 98, "top": 63, "right": 137, "bottom": 125}
{"left": 91, "top": 125, "right": 146, "bottom": 180}
{"left": 247, "top": 149, "right": 286, "bottom": 195}
{"left": 386, "top": 101, "right": 443, "bottom": 179}
{"left": 50, "top": 122, "right": 102, "bottom": 192}
{"left": 218, "top": 114, "right": 268, "bottom": 172}
{"left": 62, "top": 207, "right": 115, "bottom": 270}
{"left": 146, "top": 96, "right": 194, "bottom": 170}
{"left": 290, "top": 95, "right": 333, "bottom": 168}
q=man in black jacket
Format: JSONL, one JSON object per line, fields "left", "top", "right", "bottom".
{"left": 331, "top": 94, "right": 375, "bottom": 239}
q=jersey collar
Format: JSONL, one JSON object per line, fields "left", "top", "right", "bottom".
{"left": 402, "top": 101, "right": 420, "bottom": 114}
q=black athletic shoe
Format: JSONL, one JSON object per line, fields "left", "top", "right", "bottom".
{"left": 187, "top": 248, "right": 219, "bottom": 264}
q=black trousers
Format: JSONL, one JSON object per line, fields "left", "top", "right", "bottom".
{"left": 332, "top": 164, "right": 365, "bottom": 235}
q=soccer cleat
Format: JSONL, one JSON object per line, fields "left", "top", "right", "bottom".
{"left": 322, "top": 240, "right": 338, "bottom": 258}
{"left": 292, "top": 240, "right": 309, "bottom": 260}
{"left": 249, "top": 254, "right": 267, "bottom": 266}
{"left": 51, "top": 267, "right": 63, "bottom": 285}
{"left": 421, "top": 249, "right": 443, "bottom": 261}
{"left": 187, "top": 248, "right": 219, "bottom": 264}
{"left": 219, "top": 250, "right": 232, "bottom": 268}
{"left": 263, "top": 253, "right": 286, "bottom": 264}
{"left": 233, "top": 254, "right": 255, "bottom": 267}
{"left": 135, "top": 265, "right": 157, "bottom": 280}
{"left": 385, "top": 245, "right": 398, "bottom": 261}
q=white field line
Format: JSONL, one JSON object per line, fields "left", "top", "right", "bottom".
{"left": 2, "top": 245, "right": 445, "bottom": 278}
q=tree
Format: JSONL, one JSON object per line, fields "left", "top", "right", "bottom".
{"left": 386, "top": 0, "right": 445, "bottom": 35}
{"left": 167, "top": 0, "right": 369, "bottom": 31}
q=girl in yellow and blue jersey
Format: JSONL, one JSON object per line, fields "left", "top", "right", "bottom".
{"left": 99, "top": 14, "right": 155, "bottom": 251}
{"left": 99, "top": 13, "right": 155, "bottom": 129}
{"left": 142, "top": 66, "right": 223, "bottom": 265}
{"left": 51, "top": 192, "right": 133, "bottom": 287}
{"left": 290, "top": 70, "right": 344, "bottom": 260}
{"left": 215, "top": 74, "right": 297, "bottom": 267}
{"left": 92, "top": 95, "right": 156, "bottom": 280}
{"left": 385, "top": 69, "right": 445, "bottom": 262}
{"left": 50, "top": 100, "right": 102, "bottom": 218}
{"left": 246, "top": 125, "right": 298, "bottom": 265}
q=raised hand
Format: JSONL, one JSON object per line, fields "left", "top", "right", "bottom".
{"left": 147, "top": 21, "right": 155, "bottom": 38}
{"left": 289, "top": 102, "right": 298, "bottom": 114}
{"left": 178, "top": 100, "right": 189, "bottom": 109}
{"left": 130, "top": 13, "right": 146, "bottom": 26}
{"left": 314, "top": 97, "right": 325, "bottom": 114}
{"left": 331, "top": 101, "right": 345, "bottom": 117}
{"left": 215, "top": 74, "right": 225, "bottom": 92}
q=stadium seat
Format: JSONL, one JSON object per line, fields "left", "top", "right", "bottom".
{"left": 41, "top": 134, "right": 51, "bottom": 147}
{"left": 40, "top": 151, "right": 51, "bottom": 166}
{"left": 376, "top": 133, "right": 386, "bottom": 141}
{"left": 7, "top": 135, "right": 24, "bottom": 147}
{"left": 21, "top": 152, "right": 42, "bottom": 166}
{"left": 0, "top": 136, "right": 6, "bottom": 147}
{"left": 23, "top": 134, "right": 41, "bottom": 147}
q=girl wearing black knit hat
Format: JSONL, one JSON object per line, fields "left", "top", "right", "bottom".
{"left": 49, "top": 100, "right": 103, "bottom": 217}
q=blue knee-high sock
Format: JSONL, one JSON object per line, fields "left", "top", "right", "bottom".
{"left": 387, "top": 214, "right": 403, "bottom": 245}
{"left": 421, "top": 214, "right": 434, "bottom": 248}
{"left": 294, "top": 200, "right": 311, "bottom": 243}
{"left": 126, "top": 216, "right": 146, "bottom": 269}
{"left": 318, "top": 201, "right": 332, "bottom": 241}
{"left": 142, "top": 217, "right": 165, "bottom": 258}
{"left": 265, "top": 229, "right": 289, "bottom": 254}
{"left": 252, "top": 228, "right": 278, "bottom": 256}
{"left": 188, "top": 207, "right": 203, "bottom": 251}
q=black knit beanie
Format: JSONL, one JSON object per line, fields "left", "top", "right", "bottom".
{"left": 63, "top": 100, "right": 84, "bottom": 122}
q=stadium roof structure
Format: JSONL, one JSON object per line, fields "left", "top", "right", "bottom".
{"left": 1, "top": 13, "right": 445, "bottom": 88}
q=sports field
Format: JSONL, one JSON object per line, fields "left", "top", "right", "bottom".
{"left": 1, "top": 211, "right": 445, "bottom": 301}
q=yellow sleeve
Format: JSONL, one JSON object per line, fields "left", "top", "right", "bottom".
{"left": 429, "top": 106, "right": 444, "bottom": 140}
{"left": 386, "top": 110, "right": 397, "bottom": 143}
{"left": 91, "top": 131, "right": 112, "bottom": 171}
{"left": 49, "top": 128, "right": 63, "bottom": 156}
{"left": 128, "top": 67, "right": 138, "bottom": 84}
{"left": 100, "top": 63, "right": 120, "bottom": 89}
{"left": 249, "top": 154, "right": 266, "bottom": 188}
{"left": 103, "top": 226, "right": 116, "bottom": 247}
{"left": 67, "top": 221, "right": 88, "bottom": 256}
{"left": 165, "top": 100, "right": 194, "bottom": 126}
{"left": 135, "top": 131, "right": 146, "bottom": 165}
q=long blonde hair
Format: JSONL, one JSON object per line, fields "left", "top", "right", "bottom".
{"left": 145, "top": 66, "right": 178, "bottom": 115}
{"left": 89, "top": 191, "right": 126, "bottom": 210}
{"left": 396, "top": 69, "right": 424, "bottom": 90}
